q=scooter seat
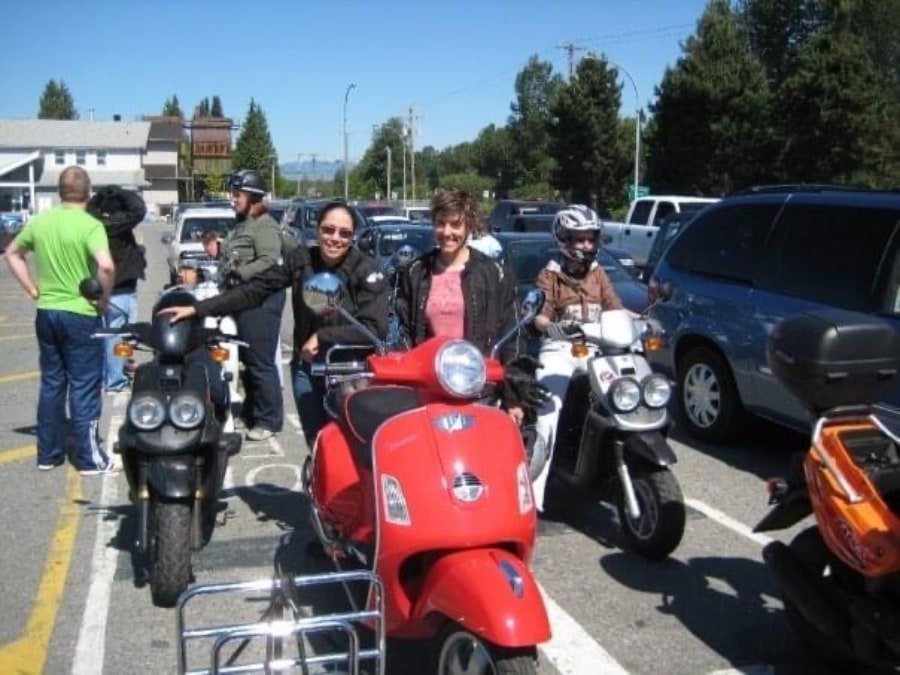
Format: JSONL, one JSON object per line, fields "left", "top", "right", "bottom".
{"left": 341, "top": 386, "right": 421, "bottom": 469}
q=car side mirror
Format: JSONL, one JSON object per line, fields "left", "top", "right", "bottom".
{"left": 302, "top": 272, "right": 344, "bottom": 316}
{"left": 659, "top": 281, "right": 674, "bottom": 302}
{"left": 79, "top": 277, "right": 104, "bottom": 302}
{"left": 521, "top": 288, "right": 545, "bottom": 319}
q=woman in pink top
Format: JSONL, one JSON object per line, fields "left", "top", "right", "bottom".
{"left": 396, "top": 189, "right": 544, "bottom": 424}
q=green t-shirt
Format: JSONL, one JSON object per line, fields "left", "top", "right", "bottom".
{"left": 14, "top": 204, "right": 109, "bottom": 316}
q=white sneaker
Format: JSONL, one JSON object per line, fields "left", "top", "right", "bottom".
{"left": 79, "top": 459, "right": 120, "bottom": 476}
{"left": 246, "top": 427, "right": 275, "bottom": 442}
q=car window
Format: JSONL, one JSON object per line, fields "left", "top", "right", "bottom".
{"left": 679, "top": 201, "right": 714, "bottom": 214}
{"left": 506, "top": 240, "right": 556, "bottom": 284}
{"left": 653, "top": 202, "right": 675, "bottom": 225}
{"left": 665, "top": 203, "right": 779, "bottom": 284}
{"left": 630, "top": 200, "right": 653, "bottom": 225}
{"left": 379, "top": 230, "right": 435, "bottom": 256}
{"left": 180, "top": 217, "right": 236, "bottom": 242}
{"left": 597, "top": 249, "right": 632, "bottom": 283}
{"left": 762, "top": 204, "right": 900, "bottom": 313}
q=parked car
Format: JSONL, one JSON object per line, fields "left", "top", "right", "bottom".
{"left": 488, "top": 199, "right": 566, "bottom": 232}
{"left": 355, "top": 223, "right": 435, "bottom": 272}
{"left": 266, "top": 199, "right": 292, "bottom": 226}
{"left": 641, "top": 210, "right": 702, "bottom": 282}
{"left": 355, "top": 201, "right": 400, "bottom": 221}
{"left": 283, "top": 199, "right": 366, "bottom": 247}
{"left": 647, "top": 186, "right": 900, "bottom": 442}
{"left": 366, "top": 215, "right": 412, "bottom": 228}
{"left": 401, "top": 206, "right": 431, "bottom": 222}
{"left": 163, "top": 207, "right": 236, "bottom": 284}
{"left": 0, "top": 212, "right": 26, "bottom": 252}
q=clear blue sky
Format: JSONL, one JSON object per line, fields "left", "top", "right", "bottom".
{"left": 4, "top": 0, "right": 709, "bottom": 163}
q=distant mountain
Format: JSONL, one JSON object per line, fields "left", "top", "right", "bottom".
{"left": 280, "top": 159, "right": 342, "bottom": 181}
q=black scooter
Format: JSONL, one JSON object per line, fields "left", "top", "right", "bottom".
{"left": 81, "top": 280, "right": 243, "bottom": 606}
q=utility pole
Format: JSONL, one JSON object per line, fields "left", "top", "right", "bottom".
{"left": 556, "top": 42, "right": 586, "bottom": 79}
{"left": 385, "top": 145, "right": 392, "bottom": 202}
{"left": 407, "top": 106, "right": 420, "bottom": 202}
{"left": 343, "top": 83, "right": 356, "bottom": 200}
{"left": 296, "top": 152, "right": 304, "bottom": 196}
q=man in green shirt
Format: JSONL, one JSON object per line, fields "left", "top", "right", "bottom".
{"left": 4, "top": 166, "right": 117, "bottom": 474}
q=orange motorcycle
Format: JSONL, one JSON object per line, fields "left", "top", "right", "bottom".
{"left": 754, "top": 308, "right": 900, "bottom": 666}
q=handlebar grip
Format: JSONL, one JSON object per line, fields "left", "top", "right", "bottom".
{"left": 309, "top": 361, "right": 367, "bottom": 377}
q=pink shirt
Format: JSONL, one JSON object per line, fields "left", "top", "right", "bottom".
{"left": 425, "top": 267, "right": 465, "bottom": 338}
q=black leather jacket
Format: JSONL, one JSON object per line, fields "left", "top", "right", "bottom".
{"left": 196, "top": 246, "right": 389, "bottom": 360}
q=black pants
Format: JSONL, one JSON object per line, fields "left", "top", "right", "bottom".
{"left": 236, "top": 289, "right": 285, "bottom": 431}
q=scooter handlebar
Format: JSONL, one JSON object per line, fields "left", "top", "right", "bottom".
{"left": 309, "top": 361, "right": 368, "bottom": 377}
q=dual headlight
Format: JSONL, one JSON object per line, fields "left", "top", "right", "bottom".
{"left": 435, "top": 340, "right": 486, "bottom": 398}
{"left": 608, "top": 374, "right": 672, "bottom": 413}
{"left": 128, "top": 394, "right": 205, "bottom": 431}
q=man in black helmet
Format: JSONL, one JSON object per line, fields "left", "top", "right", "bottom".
{"left": 220, "top": 169, "right": 285, "bottom": 441}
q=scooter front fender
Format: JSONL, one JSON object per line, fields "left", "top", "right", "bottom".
{"left": 623, "top": 431, "right": 677, "bottom": 467}
{"left": 411, "top": 548, "right": 551, "bottom": 648}
{"left": 148, "top": 459, "right": 195, "bottom": 499}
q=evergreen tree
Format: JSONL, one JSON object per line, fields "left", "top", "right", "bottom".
{"left": 197, "top": 97, "right": 211, "bottom": 117}
{"left": 645, "top": 0, "right": 773, "bottom": 194}
{"left": 507, "top": 56, "right": 564, "bottom": 190}
{"left": 232, "top": 99, "right": 278, "bottom": 190}
{"left": 353, "top": 117, "right": 407, "bottom": 198}
{"left": 162, "top": 95, "right": 183, "bottom": 117}
{"left": 737, "top": 0, "right": 819, "bottom": 87}
{"left": 776, "top": 24, "right": 887, "bottom": 184}
{"left": 38, "top": 79, "right": 78, "bottom": 119}
{"left": 211, "top": 95, "right": 223, "bottom": 118}
{"left": 471, "top": 124, "right": 515, "bottom": 196}
{"left": 549, "top": 54, "right": 629, "bottom": 208}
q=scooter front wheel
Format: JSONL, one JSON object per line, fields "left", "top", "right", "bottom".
{"left": 435, "top": 623, "right": 537, "bottom": 675}
{"left": 617, "top": 469, "right": 685, "bottom": 560}
{"left": 148, "top": 499, "right": 193, "bottom": 607}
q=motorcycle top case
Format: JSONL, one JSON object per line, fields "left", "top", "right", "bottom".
{"left": 767, "top": 308, "right": 900, "bottom": 413}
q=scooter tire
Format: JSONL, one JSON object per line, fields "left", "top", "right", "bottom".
{"left": 434, "top": 622, "right": 537, "bottom": 675}
{"left": 617, "top": 469, "right": 685, "bottom": 560}
{"left": 149, "top": 499, "right": 193, "bottom": 608}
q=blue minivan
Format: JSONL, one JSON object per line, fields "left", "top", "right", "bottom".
{"left": 647, "top": 187, "right": 900, "bottom": 442}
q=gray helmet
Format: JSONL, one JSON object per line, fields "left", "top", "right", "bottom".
{"left": 227, "top": 170, "right": 267, "bottom": 196}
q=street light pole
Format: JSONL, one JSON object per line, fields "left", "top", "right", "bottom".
{"left": 269, "top": 153, "right": 276, "bottom": 199}
{"left": 343, "top": 83, "right": 356, "bottom": 201}
{"left": 609, "top": 61, "right": 641, "bottom": 201}
{"left": 296, "top": 152, "right": 303, "bottom": 196}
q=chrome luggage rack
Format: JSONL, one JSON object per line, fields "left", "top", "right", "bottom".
{"left": 175, "top": 570, "right": 385, "bottom": 675}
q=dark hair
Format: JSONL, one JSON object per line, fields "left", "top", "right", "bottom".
{"left": 316, "top": 201, "right": 359, "bottom": 230}
{"left": 430, "top": 189, "right": 479, "bottom": 232}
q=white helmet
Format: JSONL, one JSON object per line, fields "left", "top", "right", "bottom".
{"left": 552, "top": 204, "right": 601, "bottom": 262}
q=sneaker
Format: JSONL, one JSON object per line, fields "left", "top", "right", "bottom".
{"left": 234, "top": 417, "right": 250, "bottom": 431}
{"left": 38, "top": 460, "right": 64, "bottom": 471}
{"left": 79, "top": 459, "right": 120, "bottom": 476}
{"left": 246, "top": 427, "right": 275, "bottom": 442}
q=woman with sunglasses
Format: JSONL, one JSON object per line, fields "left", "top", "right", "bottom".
{"left": 395, "top": 188, "right": 544, "bottom": 426}
{"left": 159, "top": 201, "right": 389, "bottom": 448}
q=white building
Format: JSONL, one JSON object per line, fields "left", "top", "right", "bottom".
{"left": 0, "top": 119, "right": 150, "bottom": 214}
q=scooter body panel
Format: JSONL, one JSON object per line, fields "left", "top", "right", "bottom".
{"left": 410, "top": 548, "right": 551, "bottom": 646}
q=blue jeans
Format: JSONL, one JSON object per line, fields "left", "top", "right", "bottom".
{"left": 35, "top": 309, "right": 109, "bottom": 470}
{"left": 103, "top": 290, "right": 138, "bottom": 391}
{"left": 291, "top": 359, "right": 327, "bottom": 448}
{"left": 236, "top": 290, "right": 286, "bottom": 432}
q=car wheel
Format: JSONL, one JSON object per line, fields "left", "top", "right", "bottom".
{"left": 677, "top": 346, "right": 745, "bottom": 443}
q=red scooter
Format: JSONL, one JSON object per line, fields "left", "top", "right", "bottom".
{"left": 301, "top": 273, "right": 551, "bottom": 674}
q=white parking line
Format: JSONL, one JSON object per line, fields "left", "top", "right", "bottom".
{"left": 286, "top": 413, "right": 302, "bottom": 431}
{"left": 685, "top": 497, "right": 774, "bottom": 548}
{"left": 538, "top": 583, "right": 629, "bottom": 675}
{"left": 71, "top": 414, "right": 124, "bottom": 675}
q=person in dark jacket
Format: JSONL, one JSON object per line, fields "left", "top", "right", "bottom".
{"left": 222, "top": 169, "right": 285, "bottom": 441}
{"left": 395, "top": 189, "right": 543, "bottom": 424}
{"left": 86, "top": 185, "right": 147, "bottom": 393}
{"left": 158, "top": 201, "right": 388, "bottom": 448}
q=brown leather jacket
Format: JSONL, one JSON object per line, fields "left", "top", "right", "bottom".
{"left": 536, "top": 259, "right": 623, "bottom": 323}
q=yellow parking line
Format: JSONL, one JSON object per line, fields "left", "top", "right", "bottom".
{"left": 0, "top": 445, "right": 35, "bottom": 464}
{"left": 0, "top": 371, "right": 39, "bottom": 384}
{"left": 0, "top": 334, "right": 31, "bottom": 341}
{"left": 0, "top": 467, "right": 81, "bottom": 673}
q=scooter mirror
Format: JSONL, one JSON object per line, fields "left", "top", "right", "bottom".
{"left": 79, "top": 277, "right": 104, "bottom": 302}
{"left": 303, "top": 272, "right": 344, "bottom": 316}
{"left": 521, "top": 288, "right": 545, "bottom": 319}
{"left": 394, "top": 244, "right": 418, "bottom": 268}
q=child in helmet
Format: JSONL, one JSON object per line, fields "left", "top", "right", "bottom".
{"left": 532, "top": 204, "right": 623, "bottom": 512}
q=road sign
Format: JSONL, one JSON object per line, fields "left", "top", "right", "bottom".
{"left": 628, "top": 185, "right": 651, "bottom": 201}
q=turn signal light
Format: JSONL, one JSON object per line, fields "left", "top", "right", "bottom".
{"left": 643, "top": 335, "right": 664, "bottom": 352}
{"left": 210, "top": 346, "right": 230, "bottom": 363}
{"left": 113, "top": 343, "right": 134, "bottom": 358}
{"left": 571, "top": 343, "right": 590, "bottom": 358}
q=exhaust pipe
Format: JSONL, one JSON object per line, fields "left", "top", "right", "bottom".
{"left": 763, "top": 541, "right": 848, "bottom": 640}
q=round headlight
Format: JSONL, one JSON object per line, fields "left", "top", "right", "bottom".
{"left": 435, "top": 340, "right": 486, "bottom": 398}
{"left": 643, "top": 374, "right": 672, "bottom": 409}
{"left": 129, "top": 396, "right": 166, "bottom": 430}
{"left": 169, "top": 394, "right": 206, "bottom": 429}
{"left": 609, "top": 378, "right": 641, "bottom": 413}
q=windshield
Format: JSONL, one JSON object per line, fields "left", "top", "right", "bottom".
{"left": 407, "top": 208, "right": 431, "bottom": 221}
{"left": 679, "top": 201, "right": 714, "bottom": 214}
{"left": 380, "top": 229, "right": 435, "bottom": 256}
{"left": 180, "top": 217, "right": 236, "bottom": 242}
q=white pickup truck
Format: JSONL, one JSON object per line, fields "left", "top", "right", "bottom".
{"left": 602, "top": 195, "right": 719, "bottom": 267}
